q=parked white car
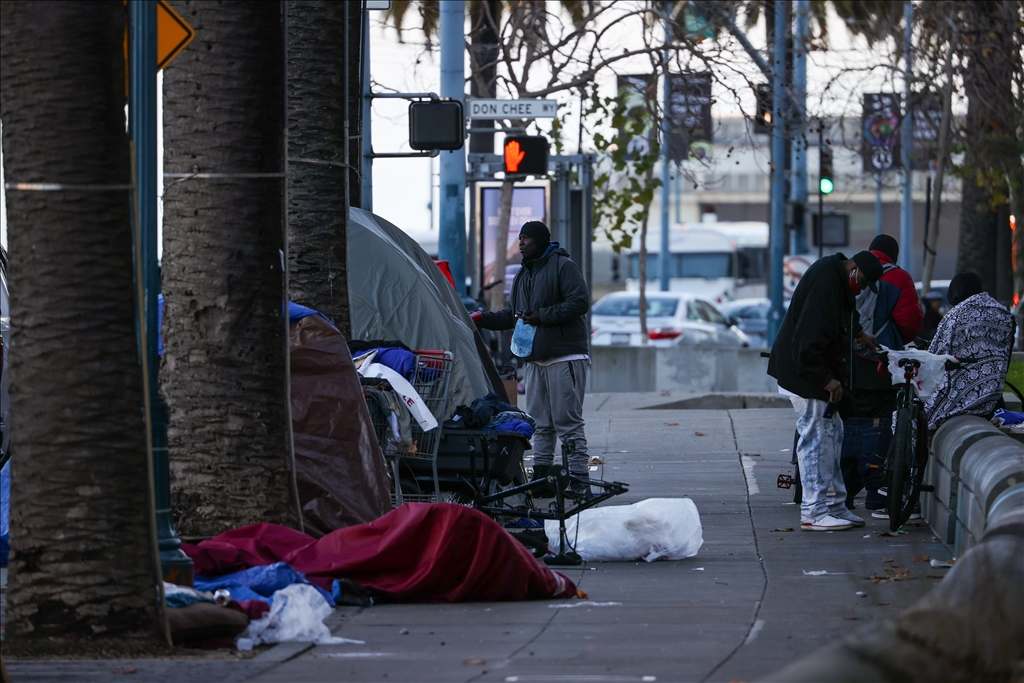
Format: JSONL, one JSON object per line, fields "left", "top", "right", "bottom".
{"left": 590, "top": 291, "right": 751, "bottom": 348}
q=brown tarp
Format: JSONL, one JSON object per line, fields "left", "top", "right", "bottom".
{"left": 290, "top": 314, "right": 392, "bottom": 533}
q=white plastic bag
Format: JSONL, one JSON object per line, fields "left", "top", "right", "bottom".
{"left": 243, "top": 583, "right": 346, "bottom": 645}
{"left": 358, "top": 362, "right": 438, "bottom": 431}
{"left": 545, "top": 498, "right": 703, "bottom": 562}
{"left": 882, "top": 347, "right": 956, "bottom": 398}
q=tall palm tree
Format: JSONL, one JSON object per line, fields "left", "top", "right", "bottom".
{"left": 286, "top": 0, "right": 352, "bottom": 334}
{"left": 162, "top": 1, "right": 293, "bottom": 537}
{"left": 0, "top": 1, "right": 159, "bottom": 644}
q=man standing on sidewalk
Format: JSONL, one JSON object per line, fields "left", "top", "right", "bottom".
{"left": 473, "top": 221, "right": 592, "bottom": 498}
{"left": 768, "top": 251, "right": 883, "bottom": 531}
{"left": 841, "top": 235, "right": 923, "bottom": 516}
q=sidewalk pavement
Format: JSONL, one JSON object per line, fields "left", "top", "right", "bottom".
{"left": 6, "top": 393, "right": 954, "bottom": 683}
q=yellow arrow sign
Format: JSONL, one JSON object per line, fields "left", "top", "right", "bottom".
{"left": 156, "top": 0, "right": 193, "bottom": 70}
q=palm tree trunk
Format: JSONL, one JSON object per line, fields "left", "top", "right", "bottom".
{"left": 489, "top": 180, "right": 515, "bottom": 310}
{"left": 286, "top": 0, "right": 351, "bottom": 335}
{"left": 0, "top": 0, "right": 158, "bottom": 644}
{"left": 162, "top": 0, "right": 293, "bottom": 537}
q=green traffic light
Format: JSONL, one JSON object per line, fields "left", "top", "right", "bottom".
{"left": 819, "top": 178, "right": 835, "bottom": 194}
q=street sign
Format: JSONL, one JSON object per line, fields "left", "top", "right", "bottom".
{"left": 468, "top": 99, "right": 558, "bottom": 120}
{"left": 156, "top": 0, "right": 194, "bottom": 70}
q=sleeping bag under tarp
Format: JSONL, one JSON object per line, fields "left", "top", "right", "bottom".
{"left": 347, "top": 208, "right": 493, "bottom": 411}
{"left": 182, "top": 503, "right": 576, "bottom": 603}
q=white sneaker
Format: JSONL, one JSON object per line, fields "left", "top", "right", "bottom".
{"left": 834, "top": 509, "right": 865, "bottom": 527}
{"left": 801, "top": 514, "right": 855, "bottom": 531}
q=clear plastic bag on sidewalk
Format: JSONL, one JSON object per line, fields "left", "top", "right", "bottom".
{"left": 244, "top": 583, "right": 346, "bottom": 645}
{"left": 545, "top": 498, "right": 703, "bottom": 562}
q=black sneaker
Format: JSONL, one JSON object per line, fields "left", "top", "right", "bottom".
{"left": 565, "top": 478, "right": 593, "bottom": 500}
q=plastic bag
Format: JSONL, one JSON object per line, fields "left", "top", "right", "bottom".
{"left": 510, "top": 319, "right": 536, "bottom": 358}
{"left": 545, "top": 498, "right": 703, "bottom": 562}
{"left": 882, "top": 347, "right": 956, "bottom": 398}
{"left": 358, "top": 362, "right": 438, "bottom": 431}
{"left": 243, "top": 583, "right": 346, "bottom": 645}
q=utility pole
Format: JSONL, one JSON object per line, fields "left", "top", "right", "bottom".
{"left": 789, "top": 0, "right": 809, "bottom": 255}
{"left": 659, "top": 8, "right": 671, "bottom": 292}
{"left": 439, "top": 0, "right": 467, "bottom": 293}
{"left": 361, "top": 13, "right": 373, "bottom": 211}
{"left": 899, "top": 0, "right": 914, "bottom": 273}
{"left": 767, "top": 0, "right": 787, "bottom": 345}
{"left": 129, "top": 0, "right": 192, "bottom": 585}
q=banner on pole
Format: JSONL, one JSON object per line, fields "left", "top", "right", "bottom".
{"left": 666, "top": 72, "right": 713, "bottom": 162}
{"left": 616, "top": 74, "right": 657, "bottom": 161}
{"left": 861, "top": 93, "right": 901, "bottom": 173}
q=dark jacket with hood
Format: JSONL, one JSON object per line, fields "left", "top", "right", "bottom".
{"left": 768, "top": 253, "right": 861, "bottom": 402}
{"left": 478, "top": 242, "right": 590, "bottom": 362}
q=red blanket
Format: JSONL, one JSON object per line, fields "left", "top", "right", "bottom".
{"left": 182, "top": 503, "right": 575, "bottom": 603}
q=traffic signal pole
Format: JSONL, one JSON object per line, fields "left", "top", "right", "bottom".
{"left": 789, "top": 0, "right": 809, "bottom": 255}
{"left": 899, "top": 0, "right": 914, "bottom": 273}
{"left": 767, "top": 0, "right": 787, "bottom": 346}
{"left": 439, "top": 0, "right": 468, "bottom": 293}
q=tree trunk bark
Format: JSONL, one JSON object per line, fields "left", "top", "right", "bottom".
{"left": 469, "top": 0, "right": 500, "bottom": 154}
{"left": 348, "top": 4, "right": 364, "bottom": 209}
{"left": 920, "top": 19, "right": 957, "bottom": 295}
{"left": 162, "top": 0, "right": 292, "bottom": 537}
{"left": 0, "top": 0, "right": 158, "bottom": 644}
{"left": 489, "top": 180, "right": 515, "bottom": 311}
{"left": 286, "top": 0, "right": 351, "bottom": 336}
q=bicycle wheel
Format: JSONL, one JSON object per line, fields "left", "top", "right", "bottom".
{"left": 886, "top": 407, "right": 915, "bottom": 531}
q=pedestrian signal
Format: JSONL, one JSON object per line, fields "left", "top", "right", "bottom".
{"left": 503, "top": 135, "right": 548, "bottom": 176}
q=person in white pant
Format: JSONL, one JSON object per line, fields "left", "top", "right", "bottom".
{"left": 473, "top": 221, "right": 592, "bottom": 498}
{"left": 768, "top": 251, "right": 883, "bottom": 531}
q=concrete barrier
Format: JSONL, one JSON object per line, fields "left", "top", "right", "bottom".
{"left": 590, "top": 346, "right": 778, "bottom": 394}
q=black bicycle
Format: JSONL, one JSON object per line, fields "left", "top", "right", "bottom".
{"left": 882, "top": 351, "right": 974, "bottom": 531}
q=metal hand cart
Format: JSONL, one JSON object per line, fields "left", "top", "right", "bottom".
{"left": 361, "top": 350, "right": 453, "bottom": 506}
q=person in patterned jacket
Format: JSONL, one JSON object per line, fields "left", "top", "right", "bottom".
{"left": 841, "top": 235, "right": 923, "bottom": 513}
{"left": 924, "top": 272, "right": 1014, "bottom": 430}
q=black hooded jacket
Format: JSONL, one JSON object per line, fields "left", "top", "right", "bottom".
{"left": 768, "top": 253, "right": 860, "bottom": 402}
{"left": 478, "top": 243, "right": 590, "bottom": 362}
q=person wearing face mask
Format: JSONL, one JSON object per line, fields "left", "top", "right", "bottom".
{"left": 768, "top": 250, "right": 883, "bottom": 531}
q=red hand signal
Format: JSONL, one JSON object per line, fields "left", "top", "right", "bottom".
{"left": 505, "top": 140, "right": 526, "bottom": 173}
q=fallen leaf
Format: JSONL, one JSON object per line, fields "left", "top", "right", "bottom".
{"left": 695, "top": 431, "right": 706, "bottom": 436}
{"left": 576, "top": 589, "right": 589, "bottom": 599}
{"left": 661, "top": 391, "right": 672, "bottom": 396}
{"left": 874, "top": 602, "right": 890, "bottom": 606}
{"left": 115, "top": 670, "right": 139, "bottom": 676}
{"left": 913, "top": 555, "right": 930, "bottom": 563}
{"left": 843, "top": 616, "right": 859, "bottom": 621}
{"left": 745, "top": 452, "right": 762, "bottom": 457}
{"left": 878, "top": 532, "right": 898, "bottom": 537}
{"left": 589, "top": 457, "right": 605, "bottom": 465}
{"left": 771, "top": 528, "right": 794, "bottom": 532}
{"left": 664, "top": 422, "right": 680, "bottom": 426}
{"left": 464, "top": 659, "right": 487, "bottom": 666}
{"left": 882, "top": 557, "right": 894, "bottom": 563}
{"left": 926, "top": 574, "right": 946, "bottom": 579}
{"left": 775, "top": 537, "right": 784, "bottom": 541}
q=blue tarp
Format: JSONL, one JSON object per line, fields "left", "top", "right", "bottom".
{"left": 0, "top": 459, "right": 9, "bottom": 565}
{"left": 194, "top": 561, "right": 335, "bottom": 607}
{"left": 288, "top": 302, "right": 337, "bottom": 329}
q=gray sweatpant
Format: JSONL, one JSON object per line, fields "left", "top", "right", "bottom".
{"left": 524, "top": 359, "right": 589, "bottom": 474}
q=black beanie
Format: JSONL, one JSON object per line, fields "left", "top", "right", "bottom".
{"left": 520, "top": 221, "right": 550, "bottom": 247}
{"left": 947, "top": 271, "right": 983, "bottom": 307}
{"left": 869, "top": 234, "right": 899, "bottom": 263}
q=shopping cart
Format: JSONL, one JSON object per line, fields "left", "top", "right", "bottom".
{"left": 361, "top": 350, "right": 454, "bottom": 506}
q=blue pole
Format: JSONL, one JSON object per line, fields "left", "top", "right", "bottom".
{"left": 875, "top": 173, "right": 884, "bottom": 235}
{"left": 767, "top": 0, "right": 787, "bottom": 346}
{"left": 659, "top": 15, "right": 671, "bottom": 292}
{"left": 674, "top": 163, "right": 681, "bottom": 224}
{"left": 790, "top": 0, "right": 809, "bottom": 255}
{"left": 129, "top": 0, "right": 192, "bottom": 585}
{"left": 439, "top": 0, "right": 467, "bottom": 293}
{"left": 361, "top": 13, "right": 373, "bottom": 211}
{"left": 899, "top": 0, "right": 914, "bottom": 273}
